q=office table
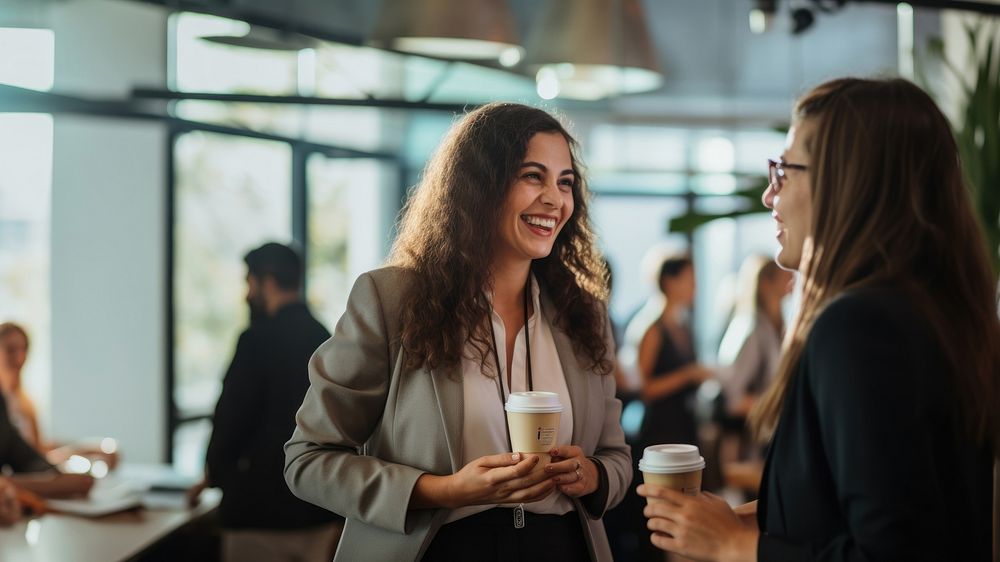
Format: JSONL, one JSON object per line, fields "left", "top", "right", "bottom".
{"left": 0, "top": 466, "right": 219, "bottom": 562}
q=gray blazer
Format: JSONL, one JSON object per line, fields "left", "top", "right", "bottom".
{"left": 285, "top": 267, "right": 632, "bottom": 562}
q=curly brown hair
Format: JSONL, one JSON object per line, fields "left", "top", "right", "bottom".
{"left": 388, "top": 102, "right": 611, "bottom": 375}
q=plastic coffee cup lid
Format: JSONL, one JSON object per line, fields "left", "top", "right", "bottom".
{"left": 504, "top": 391, "right": 564, "bottom": 413}
{"left": 639, "top": 444, "right": 706, "bottom": 474}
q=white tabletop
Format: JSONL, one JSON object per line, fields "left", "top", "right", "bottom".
{"left": 0, "top": 465, "right": 219, "bottom": 562}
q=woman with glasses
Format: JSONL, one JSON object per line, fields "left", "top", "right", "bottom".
{"left": 639, "top": 77, "right": 999, "bottom": 561}
{"left": 284, "top": 103, "right": 630, "bottom": 562}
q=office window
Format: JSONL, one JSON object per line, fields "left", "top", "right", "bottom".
{"left": 306, "top": 156, "right": 395, "bottom": 330}
{"left": 0, "top": 113, "right": 53, "bottom": 428}
{"left": 0, "top": 27, "right": 55, "bottom": 431}
{"left": 0, "top": 27, "right": 54, "bottom": 91}
{"left": 167, "top": 10, "right": 387, "bottom": 473}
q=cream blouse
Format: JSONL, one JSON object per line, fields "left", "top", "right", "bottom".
{"left": 445, "top": 275, "right": 575, "bottom": 523}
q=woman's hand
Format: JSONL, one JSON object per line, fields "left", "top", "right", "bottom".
{"left": 685, "top": 364, "right": 714, "bottom": 384}
{"left": 411, "top": 453, "right": 556, "bottom": 510}
{"left": 546, "top": 445, "right": 598, "bottom": 497}
{"left": 733, "top": 500, "right": 757, "bottom": 527}
{"left": 637, "top": 484, "right": 758, "bottom": 562}
{"left": 11, "top": 472, "right": 94, "bottom": 499}
{"left": 0, "top": 478, "right": 21, "bottom": 526}
{"left": 186, "top": 477, "right": 209, "bottom": 508}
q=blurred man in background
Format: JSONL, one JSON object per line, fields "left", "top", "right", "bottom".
{"left": 188, "top": 242, "right": 341, "bottom": 562}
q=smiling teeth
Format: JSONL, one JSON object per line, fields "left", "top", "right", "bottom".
{"left": 523, "top": 216, "right": 556, "bottom": 229}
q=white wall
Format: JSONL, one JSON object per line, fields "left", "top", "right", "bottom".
{"left": 49, "top": 0, "right": 168, "bottom": 462}
{"left": 50, "top": 0, "right": 168, "bottom": 98}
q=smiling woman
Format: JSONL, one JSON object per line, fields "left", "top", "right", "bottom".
{"left": 763, "top": 125, "right": 814, "bottom": 271}
{"left": 493, "top": 132, "right": 576, "bottom": 278}
{"left": 283, "top": 103, "right": 631, "bottom": 562}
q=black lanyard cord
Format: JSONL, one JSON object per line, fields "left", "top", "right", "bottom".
{"left": 487, "top": 277, "right": 533, "bottom": 452}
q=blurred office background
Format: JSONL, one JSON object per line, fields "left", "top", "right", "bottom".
{"left": 0, "top": 0, "right": 993, "bottom": 476}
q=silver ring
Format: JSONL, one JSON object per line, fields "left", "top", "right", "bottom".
{"left": 575, "top": 468, "right": 583, "bottom": 481}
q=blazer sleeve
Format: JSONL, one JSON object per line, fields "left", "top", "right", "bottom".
{"left": 580, "top": 312, "right": 632, "bottom": 519}
{"left": 284, "top": 272, "right": 426, "bottom": 534}
{"left": 759, "top": 297, "right": 951, "bottom": 561}
{"left": 0, "top": 394, "right": 51, "bottom": 474}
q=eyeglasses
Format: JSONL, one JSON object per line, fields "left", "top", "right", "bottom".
{"left": 768, "top": 158, "right": 808, "bottom": 193}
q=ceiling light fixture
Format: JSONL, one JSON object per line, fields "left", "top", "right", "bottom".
{"left": 749, "top": 0, "right": 778, "bottom": 34}
{"left": 523, "top": 0, "right": 664, "bottom": 101}
{"left": 370, "top": 0, "right": 524, "bottom": 63}
{"left": 201, "top": 25, "right": 317, "bottom": 51}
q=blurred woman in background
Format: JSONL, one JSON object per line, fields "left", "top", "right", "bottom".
{"left": 0, "top": 322, "right": 118, "bottom": 471}
{"left": 715, "top": 255, "right": 793, "bottom": 462}
{"left": 636, "top": 256, "right": 712, "bottom": 454}
{"left": 0, "top": 323, "right": 40, "bottom": 448}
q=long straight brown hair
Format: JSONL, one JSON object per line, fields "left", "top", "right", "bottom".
{"left": 750, "top": 78, "right": 1000, "bottom": 452}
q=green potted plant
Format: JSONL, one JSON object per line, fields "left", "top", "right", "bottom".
{"left": 925, "top": 20, "right": 1000, "bottom": 276}
{"left": 923, "top": 22, "right": 1000, "bottom": 561}
{"left": 666, "top": 178, "right": 771, "bottom": 235}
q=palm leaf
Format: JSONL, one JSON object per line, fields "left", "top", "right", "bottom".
{"left": 667, "top": 181, "right": 770, "bottom": 234}
{"left": 926, "top": 20, "right": 1000, "bottom": 275}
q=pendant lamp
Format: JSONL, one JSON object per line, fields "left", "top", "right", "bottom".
{"left": 370, "top": 0, "right": 524, "bottom": 63}
{"left": 202, "top": 25, "right": 317, "bottom": 51}
{"left": 524, "top": 0, "right": 663, "bottom": 100}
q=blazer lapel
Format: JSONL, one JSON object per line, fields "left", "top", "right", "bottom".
{"left": 540, "top": 291, "right": 588, "bottom": 445}
{"left": 429, "top": 363, "right": 464, "bottom": 473}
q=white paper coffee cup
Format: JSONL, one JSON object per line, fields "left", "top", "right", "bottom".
{"left": 640, "top": 444, "right": 705, "bottom": 501}
{"left": 505, "top": 392, "right": 563, "bottom": 472}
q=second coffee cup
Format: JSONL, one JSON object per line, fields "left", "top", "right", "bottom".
{"left": 504, "top": 391, "right": 563, "bottom": 472}
{"left": 639, "top": 444, "right": 705, "bottom": 503}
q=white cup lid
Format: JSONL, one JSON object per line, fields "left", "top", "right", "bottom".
{"left": 504, "top": 391, "right": 563, "bottom": 413}
{"left": 639, "top": 444, "right": 705, "bottom": 474}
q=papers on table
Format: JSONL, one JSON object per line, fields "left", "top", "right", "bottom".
{"left": 45, "top": 464, "right": 203, "bottom": 517}
{"left": 46, "top": 479, "right": 142, "bottom": 517}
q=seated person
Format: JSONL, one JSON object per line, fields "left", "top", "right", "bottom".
{"left": 0, "top": 322, "right": 118, "bottom": 471}
{"left": 0, "top": 323, "right": 40, "bottom": 447}
{"left": 715, "top": 256, "right": 793, "bottom": 460}
{"left": 0, "top": 343, "right": 93, "bottom": 498}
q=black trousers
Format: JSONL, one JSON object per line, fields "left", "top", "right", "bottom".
{"left": 421, "top": 508, "right": 591, "bottom": 562}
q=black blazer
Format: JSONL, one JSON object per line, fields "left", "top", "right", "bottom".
{"left": 0, "top": 397, "right": 51, "bottom": 473}
{"left": 758, "top": 288, "right": 993, "bottom": 561}
{"left": 206, "top": 301, "right": 341, "bottom": 529}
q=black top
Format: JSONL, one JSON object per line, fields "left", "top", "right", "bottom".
{"left": 639, "top": 321, "right": 700, "bottom": 449}
{"left": 0, "top": 397, "right": 52, "bottom": 473}
{"left": 758, "top": 288, "right": 993, "bottom": 561}
{"left": 206, "top": 302, "right": 341, "bottom": 529}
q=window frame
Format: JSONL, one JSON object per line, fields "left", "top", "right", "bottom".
{"left": 164, "top": 122, "right": 399, "bottom": 463}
